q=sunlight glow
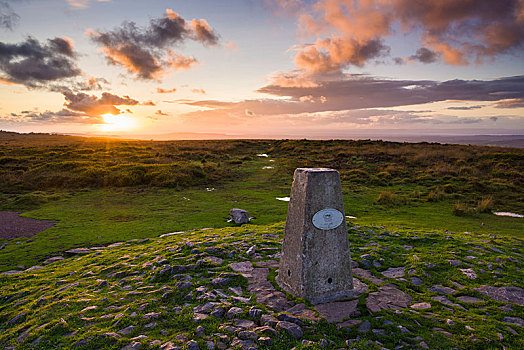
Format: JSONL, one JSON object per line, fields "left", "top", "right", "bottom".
{"left": 100, "top": 114, "right": 138, "bottom": 132}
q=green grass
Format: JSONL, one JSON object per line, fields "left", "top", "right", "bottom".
{"left": 1, "top": 223, "right": 522, "bottom": 349}
{"left": 0, "top": 132, "right": 523, "bottom": 272}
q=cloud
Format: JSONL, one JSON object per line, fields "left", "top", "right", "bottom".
{"left": 89, "top": 9, "right": 219, "bottom": 80}
{"left": 191, "top": 88, "right": 206, "bottom": 94}
{"left": 156, "top": 87, "right": 177, "bottom": 94}
{"left": 0, "top": 36, "right": 81, "bottom": 88}
{"left": 66, "top": 0, "right": 112, "bottom": 9}
{"left": 255, "top": 74, "right": 524, "bottom": 113}
{"left": 279, "top": 0, "right": 524, "bottom": 73}
{"left": 177, "top": 75, "right": 524, "bottom": 132}
{"left": 62, "top": 90, "right": 139, "bottom": 116}
{"left": 493, "top": 98, "right": 524, "bottom": 108}
{"left": 447, "top": 105, "right": 483, "bottom": 110}
{"left": 155, "top": 109, "right": 168, "bottom": 116}
{"left": 408, "top": 47, "right": 439, "bottom": 64}
{"left": 1, "top": 108, "right": 102, "bottom": 124}
{"left": 0, "top": 0, "right": 20, "bottom": 30}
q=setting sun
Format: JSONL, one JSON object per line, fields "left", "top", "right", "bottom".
{"left": 100, "top": 114, "right": 137, "bottom": 132}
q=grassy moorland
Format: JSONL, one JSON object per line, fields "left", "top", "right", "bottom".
{"left": 0, "top": 131, "right": 523, "bottom": 272}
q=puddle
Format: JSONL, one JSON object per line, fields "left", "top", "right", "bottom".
{"left": 262, "top": 166, "right": 274, "bottom": 169}
{"left": 206, "top": 187, "right": 215, "bottom": 192}
{"left": 276, "top": 197, "right": 290, "bottom": 202}
{"left": 257, "top": 153, "right": 269, "bottom": 157}
{"left": 346, "top": 215, "right": 358, "bottom": 219}
{"left": 493, "top": 212, "right": 523, "bottom": 218}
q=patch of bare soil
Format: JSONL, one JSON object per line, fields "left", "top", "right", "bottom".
{"left": 0, "top": 211, "right": 55, "bottom": 240}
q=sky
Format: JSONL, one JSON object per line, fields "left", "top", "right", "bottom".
{"left": 0, "top": 0, "right": 523, "bottom": 138}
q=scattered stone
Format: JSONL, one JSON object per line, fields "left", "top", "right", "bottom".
{"left": 186, "top": 340, "right": 200, "bottom": 350}
{"left": 43, "top": 256, "right": 64, "bottom": 264}
{"left": 258, "top": 337, "right": 272, "bottom": 346}
{"left": 352, "top": 268, "right": 385, "bottom": 284}
{"left": 260, "top": 314, "right": 279, "bottom": 328}
{"left": 229, "top": 261, "right": 254, "bottom": 273}
{"left": 277, "top": 313, "right": 304, "bottom": 326}
{"left": 118, "top": 325, "right": 136, "bottom": 336}
{"left": 238, "top": 330, "right": 257, "bottom": 340}
{"left": 448, "top": 260, "right": 462, "bottom": 266}
{"left": 410, "top": 277, "right": 424, "bottom": 286}
{"left": 226, "top": 307, "right": 244, "bottom": 319}
{"left": 193, "top": 313, "right": 208, "bottom": 322}
{"left": 372, "top": 328, "right": 386, "bottom": 336}
{"left": 429, "top": 285, "right": 457, "bottom": 295}
{"left": 122, "top": 341, "right": 142, "bottom": 350}
{"left": 358, "top": 320, "right": 371, "bottom": 332}
{"left": 285, "top": 303, "right": 320, "bottom": 322}
{"left": 211, "top": 277, "right": 230, "bottom": 286}
{"left": 230, "top": 339, "right": 256, "bottom": 350}
{"left": 456, "top": 296, "right": 483, "bottom": 304}
{"left": 382, "top": 267, "right": 405, "bottom": 279}
{"left": 80, "top": 305, "right": 98, "bottom": 312}
{"left": 65, "top": 248, "right": 91, "bottom": 254}
{"left": 234, "top": 319, "right": 256, "bottom": 329}
{"left": 276, "top": 321, "right": 303, "bottom": 339}
{"left": 459, "top": 268, "right": 477, "bottom": 279}
{"left": 315, "top": 299, "right": 360, "bottom": 323}
{"left": 431, "top": 296, "right": 466, "bottom": 310}
{"left": 336, "top": 320, "right": 362, "bottom": 329}
{"left": 246, "top": 245, "right": 256, "bottom": 256}
{"left": 8, "top": 311, "right": 27, "bottom": 325}
{"left": 411, "top": 302, "right": 431, "bottom": 310}
{"left": 473, "top": 285, "right": 524, "bottom": 306}
{"left": 366, "top": 284, "right": 412, "bottom": 313}
{"left": 254, "top": 326, "right": 278, "bottom": 337}
{"left": 229, "top": 209, "right": 249, "bottom": 224}
{"left": 248, "top": 307, "right": 262, "bottom": 319}
{"left": 501, "top": 316, "right": 524, "bottom": 326}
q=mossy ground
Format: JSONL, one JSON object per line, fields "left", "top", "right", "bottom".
{"left": 1, "top": 223, "right": 522, "bottom": 349}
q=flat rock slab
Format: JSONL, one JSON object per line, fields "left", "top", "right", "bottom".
{"left": 0, "top": 211, "right": 55, "bottom": 240}
{"left": 230, "top": 261, "right": 254, "bottom": 273}
{"left": 244, "top": 267, "right": 294, "bottom": 312}
{"left": 431, "top": 296, "right": 466, "bottom": 310}
{"left": 366, "top": 284, "right": 412, "bottom": 313}
{"left": 65, "top": 248, "right": 91, "bottom": 254}
{"left": 429, "top": 285, "right": 457, "bottom": 295}
{"left": 457, "top": 296, "right": 483, "bottom": 304}
{"left": 411, "top": 302, "right": 431, "bottom": 310}
{"left": 382, "top": 267, "right": 405, "bottom": 279}
{"left": 285, "top": 303, "right": 320, "bottom": 322}
{"left": 501, "top": 317, "right": 524, "bottom": 326}
{"left": 315, "top": 299, "right": 360, "bottom": 323}
{"left": 336, "top": 319, "right": 362, "bottom": 329}
{"left": 353, "top": 268, "right": 385, "bottom": 284}
{"left": 459, "top": 268, "right": 477, "bottom": 279}
{"left": 473, "top": 285, "right": 524, "bottom": 306}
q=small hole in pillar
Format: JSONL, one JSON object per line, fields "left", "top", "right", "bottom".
{"left": 288, "top": 269, "right": 291, "bottom": 277}
{"left": 328, "top": 278, "right": 333, "bottom": 284}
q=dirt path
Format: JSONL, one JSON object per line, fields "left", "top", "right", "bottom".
{"left": 0, "top": 211, "right": 55, "bottom": 240}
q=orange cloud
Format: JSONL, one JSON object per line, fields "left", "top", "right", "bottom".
{"left": 284, "top": 0, "right": 524, "bottom": 73}
{"left": 89, "top": 9, "right": 219, "bottom": 80}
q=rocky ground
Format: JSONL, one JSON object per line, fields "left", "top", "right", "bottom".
{"left": 0, "top": 223, "right": 523, "bottom": 349}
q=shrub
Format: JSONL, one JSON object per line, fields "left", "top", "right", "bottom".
{"left": 476, "top": 196, "right": 493, "bottom": 213}
{"left": 452, "top": 202, "right": 475, "bottom": 216}
{"left": 377, "top": 191, "right": 409, "bottom": 205}
{"left": 427, "top": 189, "right": 444, "bottom": 202}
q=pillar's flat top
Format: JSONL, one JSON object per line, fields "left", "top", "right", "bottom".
{"left": 295, "top": 168, "right": 338, "bottom": 173}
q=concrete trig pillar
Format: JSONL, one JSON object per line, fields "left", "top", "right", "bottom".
{"left": 277, "top": 168, "right": 353, "bottom": 304}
